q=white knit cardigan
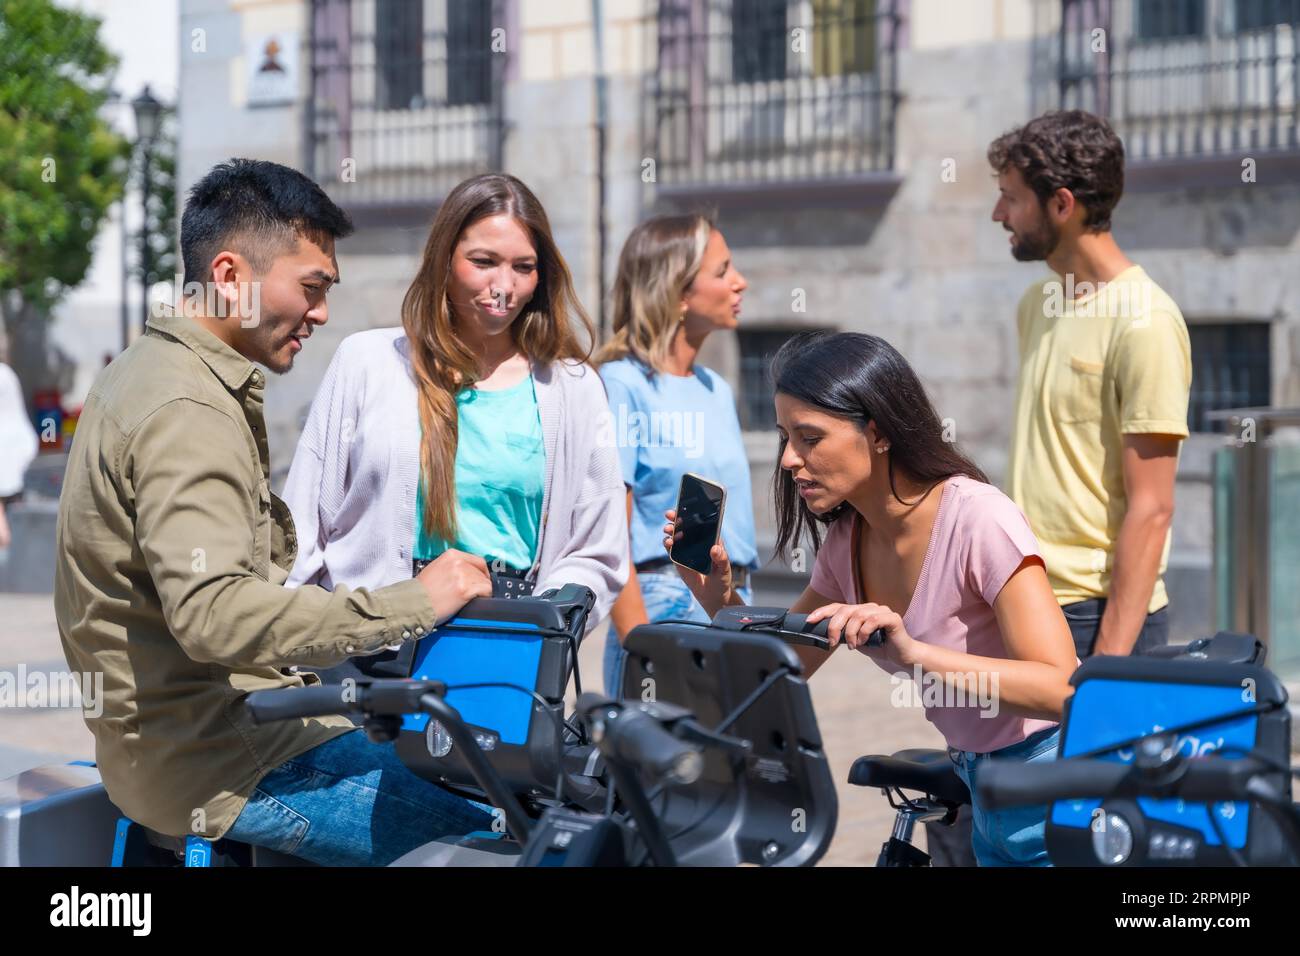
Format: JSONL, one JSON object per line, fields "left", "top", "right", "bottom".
{"left": 281, "top": 328, "right": 629, "bottom": 630}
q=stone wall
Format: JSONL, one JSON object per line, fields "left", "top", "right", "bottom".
{"left": 173, "top": 0, "right": 1300, "bottom": 641}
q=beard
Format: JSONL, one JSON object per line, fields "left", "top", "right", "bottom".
{"left": 1008, "top": 215, "right": 1060, "bottom": 262}
{"left": 268, "top": 337, "right": 297, "bottom": 375}
{"left": 239, "top": 321, "right": 297, "bottom": 375}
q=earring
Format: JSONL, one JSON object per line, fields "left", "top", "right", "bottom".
{"left": 877, "top": 445, "right": 889, "bottom": 454}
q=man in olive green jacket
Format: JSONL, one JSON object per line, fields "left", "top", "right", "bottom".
{"left": 55, "top": 159, "right": 493, "bottom": 865}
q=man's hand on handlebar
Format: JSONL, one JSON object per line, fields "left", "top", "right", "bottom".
{"left": 662, "top": 508, "right": 736, "bottom": 618}
{"left": 414, "top": 549, "right": 493, "bottom": 625}
{"left": 803, "top": 602, "right": 918, "bottom": 665}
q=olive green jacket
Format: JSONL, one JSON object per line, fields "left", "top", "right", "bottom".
{"left": 54, "top": 313, "right": 435, "bottom": 839}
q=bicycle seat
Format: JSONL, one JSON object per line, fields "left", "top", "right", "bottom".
{"left": 849, "top": 748, "right": 971, "bottom": 807}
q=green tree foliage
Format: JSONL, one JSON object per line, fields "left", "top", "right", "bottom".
{"left": 0, "top": 0, "right": 128, "bottom": 399}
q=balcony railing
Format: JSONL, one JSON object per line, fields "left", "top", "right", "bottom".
{"left": 1034, "top": 0, "right": 1300, "bottom": 160}
{"left": 307, "top": 0, "right": 506, "bottom": 209}
{"left": 650, "top": 0, "right": 902, "bottom": 190}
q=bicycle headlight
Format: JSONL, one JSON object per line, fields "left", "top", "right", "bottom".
{"left": 425, "top": 719, "right": 453, "bottom": 758}
{"left": 668, "top": 749, "right": 704, "bottom": 786}
{"left": 1091, "top": 811, "right": 1134, "bottom": 865}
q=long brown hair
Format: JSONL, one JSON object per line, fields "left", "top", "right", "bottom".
{"left": 403, "top": 173, "right": 593, "bottom": 545}
{"left": 593, "top": 213, "right": 713, "bottom": 371}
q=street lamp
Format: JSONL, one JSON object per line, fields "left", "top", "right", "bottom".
{"left": 131, "top": 86, "right": 163, "bottom": 333}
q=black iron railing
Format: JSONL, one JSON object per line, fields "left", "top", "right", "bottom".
{"left": 1037, "top": 0, "right": 1300, "bottom": 160}
{"left": 651, "top": 0, "right": 901, "bottom": 188}
{"left": 307, "top": 0, "right": 506, "bottom": 207}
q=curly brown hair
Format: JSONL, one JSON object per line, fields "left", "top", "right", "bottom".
{"left": 987, "top": 110, "right": 1125, "bottom": 231}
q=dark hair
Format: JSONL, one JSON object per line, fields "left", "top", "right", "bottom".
{"left": 770, "top": 331, "right": 989, "bottom": 560}
{"left": 180, "top": 158, "right": 354, "bottom": 286}
{"left": 987, "top": 110, "right": 1125, "bottom": 231}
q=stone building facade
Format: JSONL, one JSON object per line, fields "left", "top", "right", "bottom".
{"left": 177, "top": 0, "right": 1300, "bottom": 640}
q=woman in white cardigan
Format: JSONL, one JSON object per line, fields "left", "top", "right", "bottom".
{"left": 282, "top": 174, "right": 628, "bottom": 638}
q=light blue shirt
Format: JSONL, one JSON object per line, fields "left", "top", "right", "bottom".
{"left": 600, "top": 358, "right": 758, "bottom": 570}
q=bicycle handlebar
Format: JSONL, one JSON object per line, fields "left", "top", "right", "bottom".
{"left": 781, "top": 612, "right": 886, "bottom": 650}
{"left": 608, "top": 707, "right": 701, "bottom": 785}
{"left": 246, "top": 680, "right": 443, "bottom": 724}
{"left": 246, "top": 684, "right": 361, "bottom": 723}
{"left": 577, "top": 694, "right": 703, "bottom": 786}
{"left": 977, "top": 754, "right": 1278, "bottom": 810}
{"left": 246, "top": 679, "right": 532, "bottom": 840}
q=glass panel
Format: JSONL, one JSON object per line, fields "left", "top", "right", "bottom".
{"left": 1234, "top": 0, "right": 1300, "bottom": 31}
{"left": 813, "top": 0, "right": 876, "bottom": 76}
{"left": 1135, "top": 0, "right": 1207, "bottom": 39}
{"left": 1268, "top": 441, "right": 1300, "bottom": 677}
{"left": 1213, "top": 446, "right": 1238, "bottom": 632}
{"left": 376, "top": 0, "right": 424, "bottom": 110}
{"left": 447, "top": 0, "right": 493, "bottom": 106}
{"left": 738, "top": 329, "right": 796, "bottom": 430}
{"left": 1188, "top": 323, "right": 1271, "bottom": 433}
{"left": 732, "top": 0, "right": 790, "bottom": 82}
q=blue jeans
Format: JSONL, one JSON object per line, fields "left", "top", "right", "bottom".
{"left": 603, "top": 573, "right": 752, "bottom": 696}
{"left": 225, "top": 729, "right": 494, "bottom": 866}
{"left": 949, "top": 725, "right": 1061, "bottom": 867}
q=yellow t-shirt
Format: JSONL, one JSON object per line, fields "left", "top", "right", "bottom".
{"left": 1006, "top": 265, "right": 1191, "bottom": 613}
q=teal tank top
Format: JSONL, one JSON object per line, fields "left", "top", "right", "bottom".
{"left": 413, "top": 373, "right": 545, "bottom": 569}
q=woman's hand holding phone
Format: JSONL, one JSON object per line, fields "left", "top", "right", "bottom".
{"left": 662, "top": 508, "right": 734, "bottom": 618}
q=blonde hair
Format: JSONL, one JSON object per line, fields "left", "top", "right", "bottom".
{"left": 402, "top": 173, "right": 593, "bottom": 545}
{"left": 594, "top": 213, "right": 713, "bottom": 371}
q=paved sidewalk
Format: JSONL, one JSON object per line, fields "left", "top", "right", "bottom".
{"left": 0, "top": 595, "right": 96, "bottom": 779}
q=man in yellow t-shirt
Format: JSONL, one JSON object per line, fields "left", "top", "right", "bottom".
{"left": 989, "top": 110, "right": 1192, "bottom": 659}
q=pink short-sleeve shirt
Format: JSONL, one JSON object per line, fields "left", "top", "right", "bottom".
{"left": 809, "top": 475, "right": 1059, "bottom": 753}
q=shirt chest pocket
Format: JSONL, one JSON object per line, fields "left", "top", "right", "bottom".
{"left": 486, "top": 428, "right": 544, "bottom": 491}
{"left": 503, "top": 427, "right": 543, "bottom": 455}
{"left": 269, "top": 490, "right": 298, "bottom": 574}
{"left": 253, "top": 479, "right": 273, "bottom": 579}
{"left": 1050, "top": 355, "right": 1106, "bottom": 425}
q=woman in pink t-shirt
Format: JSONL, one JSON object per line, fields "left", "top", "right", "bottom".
{"left": 664, "top": 331, "right": 1076, "bottom": 866}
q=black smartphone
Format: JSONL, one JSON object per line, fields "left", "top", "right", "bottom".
{"left": 669, "top": 473, "right": 727, "bottom": 575}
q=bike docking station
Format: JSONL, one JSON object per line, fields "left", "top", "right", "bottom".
{"left": 1, "top": 586, "right": 839, "bottom": 872}
{"left": 979, "top": 632, "right": 1297, "bottom": 867}
{"left": 613, "top": 606, "right": 842, "bottom": 866}
{"left": 4, "top": 584, "right": 1295, "bottom": 918}
{"left": 240, "top": 588, "right": 842, "bottom": 867}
